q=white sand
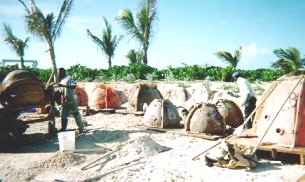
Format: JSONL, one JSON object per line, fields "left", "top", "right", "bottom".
{"left": 0, "top": 81, "right": 305, "bottom": 181}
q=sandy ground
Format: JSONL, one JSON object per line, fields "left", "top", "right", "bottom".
{"left": 1, "top": 81, "right": 305, "bottom": 182}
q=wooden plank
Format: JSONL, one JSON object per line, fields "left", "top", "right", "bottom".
{"left": 229, "top": 136, "right": 305, "bottom": 164}
{"left": 115, "top": 109, "right": 144, "bottom": 116}
{"left": 99, "top": 108, "right": 116, "bottom": 114}
{"left": 258, "top": 145, "right": 305, "bottom": 155}
{"left": 300, "top": 155, "right": 305, "bottom": 165}
{"left": 144, "top": 127, "right": 223, "bottom": 140}
{"left": 184, "top": 132, "right": 223, "bottom": 140}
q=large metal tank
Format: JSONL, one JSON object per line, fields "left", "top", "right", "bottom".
{"left": 215, "top": 99, "right": 244, "bottom": 128}
{"left": 127, "top": 83, "right": 163, "bottom": 111}
{"left": 143, "top": 99, "right": 181, "bottom": 128}
{"left": 0, "top": 70, "right": 47, "bottom": 110}
{"left": 185, "top": 102, "right": 225, "bottom": 135}
{"left": 85, "top": 83, "right": 121, "bottom": 110}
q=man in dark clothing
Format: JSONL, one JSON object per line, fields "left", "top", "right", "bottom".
{"left": 57, "top": 68, "right": 84, "bottom": 134}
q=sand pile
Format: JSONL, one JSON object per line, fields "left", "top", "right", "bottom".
{"left": 100, "top": 133, "right": 170, "bottom": 169}
{"left": 33, "top": 152, "right": 86, "bottom": 170}
{"left": 118, "top": 133, "right": 170, "bottom": 158}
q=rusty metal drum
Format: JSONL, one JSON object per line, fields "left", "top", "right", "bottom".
{"left": 143, "top": 99, "right": 181, "bottom": 128}
{"left": 0, "top": 70, "right": 47, "bottom": 110}
{"left": 85, "top": 83, "right": 121, "bottom": 110}
{"left": 128, "top": 83, "right": 163, "bottom": 111}
{"left": 215, "top": 99, "right": 244, "bottom": 128}
{"left": 185, "top": 103, "right": 225, "bottom": 135}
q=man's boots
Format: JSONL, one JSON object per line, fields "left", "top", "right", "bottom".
{"left": 60, "top": 119, "right": 68, "bottom": 132}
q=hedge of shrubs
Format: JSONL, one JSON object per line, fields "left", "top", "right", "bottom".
{"left": 0, "top": 63, "right": 284, "bottom": 83}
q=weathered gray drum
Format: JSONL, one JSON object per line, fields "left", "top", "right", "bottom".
{"left": 216, "top": 99, "right": 244, "bottom": 128}
{"left": 185, "top": 103, "right": 225, "bottom": 135}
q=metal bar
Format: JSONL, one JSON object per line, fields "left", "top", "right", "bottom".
{"left": 250, "top": 75, "right": 304, "bottom": 156}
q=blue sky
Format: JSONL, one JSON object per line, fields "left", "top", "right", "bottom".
{"left": 0, "top": 0, "right": 304, "bottom": 70}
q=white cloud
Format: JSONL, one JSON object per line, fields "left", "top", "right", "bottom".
{"left": 239, "top": 43, "right": 273, "bottom": 69}
{"left": 242, "top": 43, "right": 270, "bottom": 59}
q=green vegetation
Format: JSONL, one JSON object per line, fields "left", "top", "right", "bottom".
{"left": 0, "top": 64, "right": 285, "bottom": 83}
{"left": 215, "top": 47, "right": 242, "bottom": 71}
{"left": 272, "top": 47, "right": 304, "bottom": 75}
{"left": 126, "top": 49, "right": 144, "bottom": 65}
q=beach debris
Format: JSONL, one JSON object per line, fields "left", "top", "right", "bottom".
{"left": 204, "top": 140, "right": 258, "bottom": 169}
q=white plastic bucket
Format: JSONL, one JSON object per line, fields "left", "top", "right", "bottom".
{"left": 58, "top": 131, "right": 75, "bottom": 151}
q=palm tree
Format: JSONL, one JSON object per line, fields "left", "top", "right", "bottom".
{"left": 3, "top": 23, "right": 30, "bottom": 69}
{"left": 215, "top": 47, "right": 242, "bottom": 70}
{"left": 18, "top": 0, "right": 73, "bottom": 83}
{"left": 126, "top": 49, "right": 143, "bottom": 65}
{"left": 117, "top": 0, "right": 157, "bottom": 65}
{"left": 271, "top": 47, "right": 303, "bottom": 75}
{"left": 87, "top": 17, "right": 122, "bottom": 68}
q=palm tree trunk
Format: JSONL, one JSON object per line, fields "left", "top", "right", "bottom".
{"left": 108, "top": 57, "right": 112, "bottom": 68}
{"left": 20, "top": 56, "right": 25, "bottom": 69}
{"left": 48, "top": 46, "right": 59, "bottom": 83}
{"left": 143, "top": 46, "right": 148, "bottom": 64}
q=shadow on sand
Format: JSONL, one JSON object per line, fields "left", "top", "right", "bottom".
{"left": 0, "top": 128, "right": 152, "bottom": 153}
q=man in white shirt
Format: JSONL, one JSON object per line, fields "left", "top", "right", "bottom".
{"left": 57, "top": 68, "right": 84, "bottom": 134}
{"left": 232, "top": 71, "right": 257, "bottom": 129}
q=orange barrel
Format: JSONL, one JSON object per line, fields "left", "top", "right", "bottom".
{"left": 215, "top": 99, "right": 244, "bottom": 128}
{"left": 76, "top": 85, "right": 88, "bottom": 106}
{"left": 86, "top": 83, "right": 121, "bottom": 110}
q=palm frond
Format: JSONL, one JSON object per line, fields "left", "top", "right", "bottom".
{"left": 18, "top": 0, "right": 30, "bottom": 13}
{"left": 117, "top": 0, "right": 157, "bottom": 65}
{"left": 53, "top": 0, "right": 73, "bottom": 40}
{"left": 3, "top": 23, "right": 29, "bottom": 68}
{"left": 87, "top": 29, "right": 106, "bottom": 53}
{"left": 117, "top": 9, "right": 142, "bottom": 42}
{"left": 273, "top": 47, "right": 302, "bottom": 74}
{"left": 21, "top": 0, "right": 47, "bottom": 40}
{"left": 3, "top": 23, "right": 15, "bottom": 42}
{"left": 45, "top": 14, "right": 55, "bottom": 44}
{"left": 126, "top": 49, "right": 143, "bottom": 64}
{"left": 112, "top": 34, "right": 123, "bottom": 50}
{"left": 137, "top": 0, "right": 157, "bottom": 45}
{"left": 271, "top": 59, "right": 294, "bottom": 73}
{"left": 234, "top": 47, "right": 242, "bottom": 60}
{"left": 215, "top": 48, "right": 241, "bottom": 69}
{"left": 288, "top": 47, "right": 301, "bottom": 67}
{"left": 215, "top": 51, "right": 234, "bottom": 64}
